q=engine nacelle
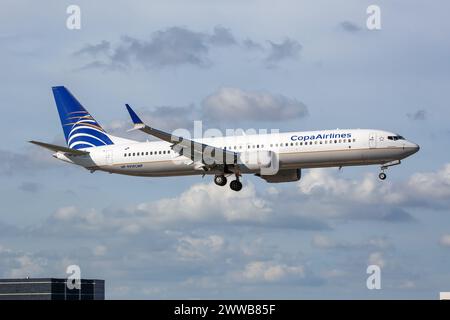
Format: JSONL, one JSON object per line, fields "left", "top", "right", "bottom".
{"left": 259, "top": 169, "right": 301, "bottom": 183}
{"left": 239, "top": 150, "right": 275, "bottom": 171}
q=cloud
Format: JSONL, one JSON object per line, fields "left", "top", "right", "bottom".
{"left": 208, "top": 26, "right": 237, "bottom": 46}
{"left": 0, "top": 146, "right": 57, "bottom": 176}
{"left": 105, "top": 104, "right": 198, "bottom": 137}
{"left": 0, "top": 245, "right": 50, "bottom": 278}
{"left": 18, "top": 181, "right": 41, "bottom": 193}
{"left": 339, "top": 21, "right": 362, "bottom": 33}
{"left": 235, "top": 261, "right": 305, "bottom": 283}
{"left": 106, "top": 87, "right": 308, "bottom": 138}
{"left": 31, "top": 180, "right": 328, "bottom": 238}
{"left": 405, "top": 164, "right": 450, "bottom": 204}
{"left": 265, "top": 38, "right": 302, "bottom": 67}
{"left": 311, "top": 234, "right": 392, "bottom": 250}
{"left": 368, "top": 252, "right": 386, "bottom": 268}
{"left": 295, "top": 169, "right": 415, "bottom": 222}
{"left": 176, "top": 235, "right": 224, "bottom": 260}
{"left": 93, "top": 245, "right": 108, "bottom": 257}
{"left": 297, "top": 164, "right": 450, "bottom": 215}
{"left": 74, "top": 26, "right": 302, "bottom": 71}
{"left": 439, "top": 234, "right": 450, "bottom": 247}
{"left": 202, "top": 87, "right": 308, "bottom": 122}
{"left": 74, "top": 40, "right": 110, "bottom": 57}
{"left": 38, "top": 163, "right": 450, "bottom": 239}
{"left": 242, "top": 38, "right": 264, "bottom": 51}
{"left": 407, "top": 109, "right": 427, "bottom": 121}
{"left": 76, "top": 26, "right": 238, "bottom": 70}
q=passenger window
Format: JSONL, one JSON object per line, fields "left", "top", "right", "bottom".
{"left": 314, "top": 141, "right": 318, "bottom": 144}
{"left": 159, "top": 151, "right": 161, "bottom": 154}
{"left": 310, "top": 141, "right": 313, "bottom": 145}
{"left": 257, "top": 144, "right": 260, "bottom": 148}
{"left": 124, "top": 153, "right": 127, "bottom": 157}
{"left": 334, "top": 140, "right": 337, "bottom": 144}
{"left": 128, "top": 153, "right": 131, "bottom": 156}
{"left": 270, "top": 144, "right": 273, "bottom": 147}
{"left": 146, "top": 152, "right": 148, "bottom": 155}
{"left": 150, "top": 152, "right": 153, "bottom": 155}
{"left": 300, "top": 142, "right": 303, "bottom": 146}
{"left": 339, "top": 139, "right": 342, "bottom": 143}
{"left": 353, "top": 139, "right": 356, "bottom": 142}
{"left": 133, "top": 153, "right": 135, "bottom": 156}
{"left": 285, "top": 143, "right": 289, "bottom": 147}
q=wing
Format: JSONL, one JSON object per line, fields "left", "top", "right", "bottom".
{"left": 125, "top": 104, "right": 238, "bottom": 170}
{"left": 29, "top": 140, "right": 89, "bottom": 156}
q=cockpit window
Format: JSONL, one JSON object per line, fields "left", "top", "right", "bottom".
{"left": 387, "top": 135, "right": 405, "bottom": 141}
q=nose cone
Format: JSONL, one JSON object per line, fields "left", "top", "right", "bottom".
{"left": 404, "top": 141, "right": 420, "bottom": 156}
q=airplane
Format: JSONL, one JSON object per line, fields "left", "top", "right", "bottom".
{"left": 30, "top": 86, "right": 420, "bottom": 191}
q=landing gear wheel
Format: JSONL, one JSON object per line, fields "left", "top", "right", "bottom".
{"left": 230, "top": 179, "right": 243, "bottom": 191}
{"left": 379, "top": 172, "right": 387, "bottom": 180}
{"left": 214, "top": 175, "right": 227, "bottom": 186}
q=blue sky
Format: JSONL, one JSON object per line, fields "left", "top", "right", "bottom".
{"left": 0, "top": 0, "right": 449, "bottom": 299}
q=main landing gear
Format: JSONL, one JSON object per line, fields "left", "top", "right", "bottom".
{"left": 230, "top": 179, "right": 243, "bottom": 192}
{"left": 214, "top": 174, "right": 227, "bottom": 186}
{"left": 214, "top": 174, "right": 242, "bottom": 191}
{"left": 378, "top": 160, "right": 401, "bottom": 181}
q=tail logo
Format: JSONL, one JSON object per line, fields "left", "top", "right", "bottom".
{"left": 64, "top": 111, "right": 113, "bottom": 149}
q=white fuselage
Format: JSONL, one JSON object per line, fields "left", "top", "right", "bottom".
{"left": 54, "top": 129, "right": 419, "bottom": 178}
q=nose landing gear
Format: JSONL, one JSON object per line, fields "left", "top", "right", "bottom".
{"left": 378, "top": 160, "right": 401, "bottom": 181}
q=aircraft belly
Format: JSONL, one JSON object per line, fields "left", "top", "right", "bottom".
{"left": 109, "top": 160, "right": 199, "bottom": 177}
{"left": 279, "top": 148, "right": 401, "bottom": 169}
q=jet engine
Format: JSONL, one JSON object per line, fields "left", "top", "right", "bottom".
{"left": 258, "top": 168, "right": 301, "bottom": 183}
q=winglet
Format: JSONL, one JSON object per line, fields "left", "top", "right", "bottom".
{"left": 125, "top": 104, "right": 144, "bottom": 125}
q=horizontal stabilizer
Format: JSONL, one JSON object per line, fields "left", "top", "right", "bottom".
{"left": 29, "top": 140, "right": 89, "bottom": 155}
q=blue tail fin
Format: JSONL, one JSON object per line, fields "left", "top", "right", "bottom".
{"left": 52, "top": 86, "right": 114, "bottom": 150}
